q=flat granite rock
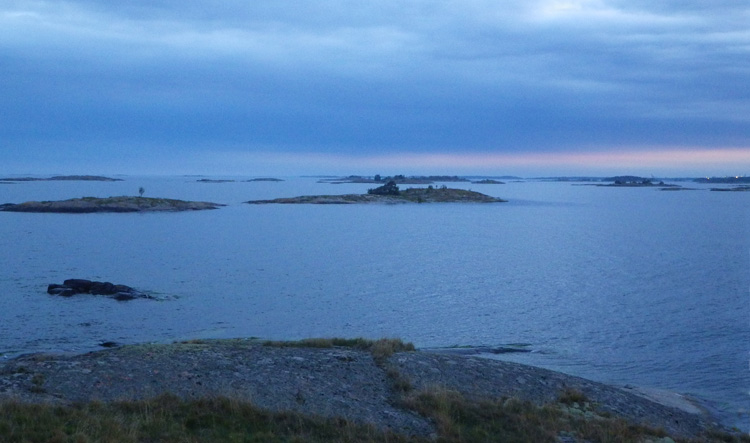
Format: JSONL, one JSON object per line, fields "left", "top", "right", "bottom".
{"left": 0, "top": 340, "right": 726, "bottom": 439}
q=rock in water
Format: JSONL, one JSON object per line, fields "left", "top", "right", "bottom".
{"left": 47, "top": 279, "right": 152, "bottom": 301}
{"left": 63, "top": 279, "right": 94, "bottom": 292}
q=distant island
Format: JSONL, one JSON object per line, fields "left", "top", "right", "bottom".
{"left": 710, "top": 186, "right": 750, "bottom": 192}
{"left": 596, "top": 176, "right": 681, "bottom": 189}
{"left": 247, "top": 181, "right": 507, "bottom": 204}
{"left": 0, "top": 196, "right": 224, "bottom": 213}
{"left": 471, "top": 179, "right": 505, "bottom": 184}
{"left": 318, "top": 175, "right": 470, "bottom": 185}
{"left": 0, "top": 175, "right": 122, "bottom": 182}
{"left": 196, "top": 178, "right": 284, "bottom": 183}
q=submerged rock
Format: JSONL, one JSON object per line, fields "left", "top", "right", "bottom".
{"left": 47, "top": 279, "right": 153, "bottom": 301}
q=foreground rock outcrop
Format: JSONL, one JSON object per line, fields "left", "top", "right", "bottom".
{"left": 0, "top": 339, "right": 728, "bottom": 439}
{"left": 47, "top": 279, "right": 153, "bottom": 301}
{"left": 0, "top": 196, "right": 224, "bottom": 213}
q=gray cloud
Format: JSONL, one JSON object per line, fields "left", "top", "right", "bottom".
{"left": 1, "top": 0, "right": 748, "bottom": 173}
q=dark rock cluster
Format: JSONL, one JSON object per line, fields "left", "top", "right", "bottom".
{"left": 47, "top": 279, "right": 152, "bottom": 301}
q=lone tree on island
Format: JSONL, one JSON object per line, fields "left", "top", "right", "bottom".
{"left": 138, "top": 187, "right": 145, "bottom": 197}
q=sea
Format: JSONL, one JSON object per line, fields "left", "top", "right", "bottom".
{"left": 0, "top": 175, "right": 747, "bottom": 431}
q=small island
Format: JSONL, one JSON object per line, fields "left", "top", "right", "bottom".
{"left": 0, "top": 175, "right": 122, "bottom": 182}
{"left": 318, "top": 174, "right": 469, "bottom": 185}
{"left": 710, "top": 185, "right": 750, "bottom": 192}
{"left": 596, "top": 176, "right": 681, "bottom": 189}
{"left": 196, "top": 178, "right": 284, "bottom": 183}
{"left": 245, "top": 178, "right": 284, "bottom": 182}
{"left": 471, "top": 179, "right": 505, "bottom": 184}
{"left": 247, "top": 181, "right": 507, "bottom": 204}
{"left": 0, "top": 196, "right": 224, "bottom": 213}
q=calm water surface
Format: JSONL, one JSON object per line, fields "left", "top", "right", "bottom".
{"left": 0, "top": 176, "right": 747, "bottom": 430}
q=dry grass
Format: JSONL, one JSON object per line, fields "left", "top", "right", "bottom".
{"left": 402, "top": 387, "right": 749, "bottom": 443}
{"left": 0, "top": 394, "right": 411, "bottom": 443}
{"left": 557, "top": 387, "right": 589, "bottom": 405}
{"left": 1, "top": 388, "right": 747, "bottom": 442}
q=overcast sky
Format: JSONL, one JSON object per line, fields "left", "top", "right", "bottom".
{"left": 2, "top": 1, "right": 749, "bottom": 176}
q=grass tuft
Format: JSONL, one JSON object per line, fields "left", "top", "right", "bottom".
{"left": 557, "top": 387, "right": 588, "bottom": 405}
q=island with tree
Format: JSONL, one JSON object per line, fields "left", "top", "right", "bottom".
{"left": 0, "top": 196, "right": 224, "bottom": 213}
{"left": 246, "top": 181, "right": 507, "bottom": 204}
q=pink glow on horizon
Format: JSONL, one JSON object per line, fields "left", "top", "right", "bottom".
{"left": 203, "top": 146, "right": 750, "bottom": 176}
{"left": 340, "top": 147, "right": 750, "bottom": 174}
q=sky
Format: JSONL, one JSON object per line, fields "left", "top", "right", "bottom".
{"left": 1, "top": 1, "right": 749, "bottom": 177}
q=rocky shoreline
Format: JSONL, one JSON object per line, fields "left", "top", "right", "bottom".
{"left": 0, "top": 196, "right": 224, "bottom": 213}
{"left": 0, "top": 339, "right": 730, "bottom": 440}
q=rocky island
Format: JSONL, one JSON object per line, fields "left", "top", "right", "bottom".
{"left": 596, "top": 176, "right": 681, "bottom": 189}
{"left": 710, "top": 185, "right": 750, "bottom": 192}
{"left": 197, "top": 178, "right": 284, "bottom": 183}
{"left": 246, "top": 177, "right": 284, "bottom": 182}
{"left": 471, "top": 179, "right": 505, "bottom": 184}
{"left": 0, "top": 196, "right": 224, "bottom": 213}
{"left": 0, "top": 175, "right": 122, "bottom": 182}
{"left": 318, "top": 174, "right": 469, "bottom": 185}
{"left": 247, "top": 181, "right": 507, "bottom": 204}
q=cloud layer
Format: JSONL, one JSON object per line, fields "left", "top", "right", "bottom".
{"left": 2, "top": 1, "right": 748, "bottom": 175}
